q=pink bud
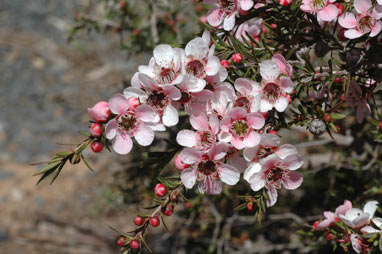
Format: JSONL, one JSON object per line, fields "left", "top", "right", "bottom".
{"left": 200, "top": 16, "right": 207, "bottom": 23}
{"left": 231, "top": 53, "right": 242, "bottom": 63}
{"left": 88, "top": 101, "right": 111, "bottom": 122}
{"left": 175, "top": 154, "right": 189, "bottom": 170}
{"left": 90, "top": 123, "right": 103, "bottom": 137}
{"left": 220, "top": 60, "right": 229, "bottom": 69}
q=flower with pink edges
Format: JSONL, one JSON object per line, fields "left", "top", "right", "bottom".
{"left": 338, "top": 0, "right": 382, "bottom": 39}
{"left": 234, "top": 18, "right": 263, "bottom": 43}
{"left": 243, "top": 134, "right": 300, "bottom": 181}
{"left": 350, "top": 234, "right": 363, "bottom": 254}
{"left": 124, "top": 73, "right": 181, "bottom": 127}
{"left": 245, "top": 153, "right": 304, "bottom": 207}
{"left": 339, "top": 200, "right": 378, "bottom": 228}
{"left": 204, "top": 0, "right": 254, "bottom": 31}
{"left": 254, "top": 55, "right": 295, "bottom": 112}
{"left": 233, "top": 78, "right": 262, "bottom": 113}
{"left": 315, "top": 200, "right": 352, "bottom": 230}
{"left": 105, "top": 94, "right": 159, "bottom": 155}
{"left": 361, "top": 217, "right": 382, "bottom": 234}
{"left": 176, "top": 112, "right": 219, "bottom": 151}
{"left": 219, "top": 107, "right": 265, "bottom": 149}
{"left": 300, "top": 0, "right": 339, "bottom": 22}
{"left": 88, "top": 101, "right": 111, "bottom": 122}
{"left": 138, "top": 44, "right": 184, "bottom": 85}
{"left": 179, "top": 143, "right": 240, "bottom": 194}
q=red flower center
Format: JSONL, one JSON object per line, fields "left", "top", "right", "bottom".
{"left": 197, "top": 130, "right": 214, "bottom": 150}
{"left": 118, "top": 114, "right": 136, "bottom": 131}
{"left": 265, "top": 167, "right": 287, "bottom": 189}
{"left": 186, "top": 60, "right": 205, "bottom": 78}
{"left": 147, "top": 90, "right": 168, "bottom": 110}
{"left": 198, "top": 160, "right": 217, "bottom": 176}
{"left": 159, "top": 68, "right": 176, "bottom": 84}
{"left": 263, "top": 82, "right": 281, "bottom": 104}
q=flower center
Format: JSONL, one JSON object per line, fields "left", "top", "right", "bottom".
{"left": 118, "top": 114, "right": 136, "bottom": 131}
{"left": 186, "top": 60, "right": 205, "bottom": 78}
{"left": 357, "top": 15, "right": 374, "bottom": 33}
{"left": 262, "top": 83, "right": 281, "bottom": 104}
{"left": 232, "top": 119, "right": 249, "bottom": 137}
{"left": 197, "top": 131, "right": 214, "bottom": 150}
{"left": 147, "top": 91, "right": 168, "bottom": 110}
{"left": 310, "top": 0, "right": 327, "bottom": 10}
{"left": 219, "top": 0, "right": 236, "bottom": 14}
{"left": 265, "top": 167, "right": 287, "bottom": 189}
{"left": 256, "top": 146, "right": 275, "bottom": 160}
{"left": 179, "top": 92, "right": 191, "bottom": 103}
{"left": 159, "top": 68, "right": 176, "bottom": 84}
{"left": 198, "top": 160, "right": 217, "bottom": 176}
{"left": 235, "top": 96, "right": 250, "bottom": 111}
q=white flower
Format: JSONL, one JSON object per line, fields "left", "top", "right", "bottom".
{"left": 339, "top": 200, "right": 378, "bottom": 228}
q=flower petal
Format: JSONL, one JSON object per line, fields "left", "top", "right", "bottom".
{"left": 363, "top": 200, "right": 379, "bottom": 219}
{"left": 109, "top": 94, "right": 129, "bottom": 115}
{"left": 338, "top": 13, "right": 357, "bottom": 29}
{"left": 280, "top": 76, "right": 294, "bottom": 93}
{"left": 260, "top": 60, "right": 280, "bottom": 82}
{"left": 243, "top": 130, "right": 261, "bottom": 147}
{"left": 280, "top": 154, "right": 304, "bottom": 170}
{"left": 247, "top": 112, "right": 265, "bottom": 129}
{"left": 176, "top": 130, "right": 198, "bottom": 147}
{"left": 276, "top": 144, "right": 297, "bottom": 159}
{"left": 163, "top": 104, "right": 179, "bottom": 126}
{"left": 354, "top": 0, "right": 372, "bottom": 14}
{"left": 208, "top": 143, "right": 228, "bottom": 161}
{"left": 318, "top": 4, "right": 338, "bottom": 22}
{"left": 370, "top": 21, "right": 382, "bottom": 37}
{"left": 134, "top": 124, "right": 154, "bottom": 146}
{"left": 112, "top": 134, "right": 133, "bottom": 155}
{"left": 223, "top": 13, "right": 236, "bottom": 31}
{"left": 105, "top": 119, "right": 118, "bottom": 140}
{"left": 283, "top": 171, "right": 303, "bottom": 190}
{"left": 274, "top": 96, "right": 289, "bottom": 112}
{"left": 180, "top": 148, "right": 202, "bottom": 164}
{"left": 198, "top": 177, "right": 222, "bottom": 194}
{"left": 218, "top": 164, "right": 240, "bottom": 185}
{"left": 181, "top": 168, "right": 198, "bottom": 189}
{"left": 344, "top": 29, "right": 365, "bottom": 39}
{"left": 153, "top": 44, "right": 173, "bottom": 68}
{"left": 135, "top": 104, "right": 160, "bottom": 123}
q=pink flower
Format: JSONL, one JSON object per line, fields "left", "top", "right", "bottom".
{"left": 88, "top": 101, "right": 111, "bottom": 122}
{"left": 176, "top": 112, "right": 219, "bottom": 151}
{"left": 181, "top": 31, "right": 224, "bottom": 87}
{"left": 205, "top": 0, "right": 253, "bottom": 31}
{"left": 338, "top": 0, "right": 382, "bottom": 39}
{"left": 220, "top": 107, "right": 265, "bottom": 149}
{"left": 138, "top": 44, "right": 184, "bottom": 85}
{"left": 339, "top": 200, "right": 378, "bottom": 228}
{"left": 254, "top": 56, "right": 295, "bottom": 112}
{"left": 105, "top": 94, "right": 159, "bottom": 155}
{"left": 233, "top": 78, "right": 262, "bottom": 113}
{"left": 300, "top": 0, "right": 339, "bottom": 22}
{"left": 243, "top": 134, "right": 300, "bottom": 181}
{"left": 245, "top": 153, "right": 304, "bottom": 207}
{"left": 179, "top": 143, "right": 240, "bottom": 194}
{"left": 234, "top": 18, "right": 263, "bottom": 43}
{"left": 175, "top": 153, "right": 189, "bottom": 170}
{"left": 124, "top": 73, "right": 181, "bottom": 127}
{"left": 315, "top": 200, "right": 352, "bottom": 230}
{"left": 350, "top": 234, "right": 363, "bottom": 254}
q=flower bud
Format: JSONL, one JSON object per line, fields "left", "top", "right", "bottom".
{"left": 88, "top": 101, "right": 111, "bottom": 123}
{"left": 117, "top": 236, "right": 126, "bottom": 247}
{"left": 90, "top": 123, "right": 103, "bottom": 137}
{"left": 91, "top": 141, "right": 103, "bottom": 153}
{"left": 324, "top": 114, "right": 332, "bottom": 123}
{"left": 163, "top": 204, "right": 174, "bottom": 216}
{"left": 134, "top": 216, "right": 145, "bottom": 226}
{"left": 175, "top": 154, "right": 188, "bottom": 170}
{"left": 231, "top": 53, "right": 242, "bottom": 63}
{"left": 149, "top": 216, "right": 160, "bottom": 227}
{"left": 154, "top": 183, "right": 167, "bottom": 197}
{"left": 278, "top": 0, "right": 292, "bottom": 6}
{"left": 220, "top": 60, "right": 229, "bottom": 69}
{"left": 130, "top": 239, "right": 140, "bottom": 249}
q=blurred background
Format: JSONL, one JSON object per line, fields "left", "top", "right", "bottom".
{"left": 0, "top": 0, "right": 148, "bottom": 253}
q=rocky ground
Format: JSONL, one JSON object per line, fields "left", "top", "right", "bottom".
{"left": 0, "top": 1, "right": 150, "bottom": 253}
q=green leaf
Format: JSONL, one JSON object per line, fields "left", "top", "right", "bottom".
{"left": 140, "top": 235, "right": 153, "bottom": 253}
{"left": 331, "top": 113, "right": 346, "bottom": 120}
{"left": 158, "top": 176, "right": 181, "bottom": 189}
{"left": 33, "top": 161, "right": 61, "bottom": 176}
{"left": 160, "top": 215, "right": 170, "bottom": 232}
{"left": 81, "top": 154, "right": 94, "bottom": 171}
{"left": 107, "top": 225, "right": 133, "bottom": 239}
{"left": 379, "top": 235, "right": 382, "bottom": 251}
{"left": 234, "top": 203, "right": 248, "bottom": 211}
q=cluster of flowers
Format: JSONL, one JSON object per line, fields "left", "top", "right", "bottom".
{"left": 88, "top": 30, "right": 304, "bottom": 206}
{"left": 314, "top": 200, "right": 380, "bottom": 253}
{"left": 203, "top": 0, "right": 382, "bottom": 40}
